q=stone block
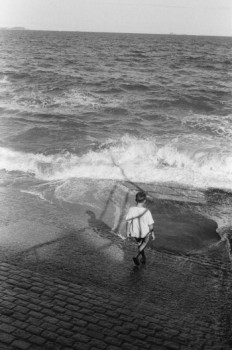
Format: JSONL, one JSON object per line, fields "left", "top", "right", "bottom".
{"left": 105, "top": 335, "right": 122, "bottom": 346}
{"left": 11, "top": 340, "right": 31, "bottom": 350}
{"left": 29, "top": 334, "right": 46, "bottom": 345}
{"left": 44, "top": 316, "right": 59, "bottom": 324}
{"left": 85, "top": 330, "right": 105, "bottom": 340}
{"left": 0, "top": 331, "right": 15, "bottom": 344}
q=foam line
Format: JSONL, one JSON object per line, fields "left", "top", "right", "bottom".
{"left": 1, "top": 135, "right": 232, "bottom": 190}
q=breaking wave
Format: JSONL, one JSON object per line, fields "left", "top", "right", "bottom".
{"left": 1, "top": 135, "right": 232, "bottom": 190}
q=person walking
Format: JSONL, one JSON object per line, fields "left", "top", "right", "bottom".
{"left": 126, "top": 191, "right": 155, "bottom": 266}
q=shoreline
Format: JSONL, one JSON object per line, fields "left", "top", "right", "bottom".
{"left": 0, "top": 179, "right": 230, "bottom": 276}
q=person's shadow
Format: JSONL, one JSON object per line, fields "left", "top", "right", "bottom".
{"left": 86, "top": 210, "right": 126, "bottom": 259}
{"left": 86, "top": 210, "right": 115, "bottom": 240}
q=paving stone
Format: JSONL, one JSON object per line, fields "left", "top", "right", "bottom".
{"left": 43, "top": 316, "right": 58, "bottom": 324}
{"left": 72, "top": 325, "right": 88, "bottom": 335}
{"left": 72, "top": 318, "right": 87, "bottom": 327}
{"left": 102, "top": 329, "right": 118, "bottom": 337}
{"left": 146, "top": 336, "right": 164, "bottom": 346}
{"left": 43, "top": 341, "right": 62, "bottom": 350}
{"left": 16, "top": 283, "right": 31, "bottom": 290}
{"left": 26, "top": 317, "right": 42, "bottom": 326}
{"left": 130, "top": 330, "right": 147, "bottom": 340}
{"left": 0, "top": 345, "right": 15, "bottom": 350}
{"left": 58, "top": 320, "right": 73, "bottom": 330}
{"left": 87, "top": 323, "right": 104, "bottom": 333}
{"left": 27, "top": 303, "right": 42, "bottom": 312}
{"left": 56, "top": 300, "right": 67, "bottom": 308}
{"left": 83, "top": 315, "right": 100, "bottom": 324}
{"left": 29, "top": 334, "right": 46, "bottom": 345}
{"left": 13, "top": 329, "right": 31, "bottom": 340}
{"left": 30, "top": 287, "right": 44, "bottom": 294}
{"left": 123, "top": 323, "right": 138, "bottom": 331}
{"left": 17, "top": 294, "right": 30, "bottom": 301}
{"left": 73, "top": 343, "right": 91, "bottom": 350}
{"left": 13, "top": 312, "right": 29, "bottom": 322}
{"left": 106, "top": 345, "right": 123, "bottom": 350}
{"left": 89, "top": 339, "right": 107, "bottom": 349}
{"left": 26, "top": 325, "right": 43, "bottom": 336}
{"left": 42, "top": 308, "right": 57, "bottom": 317}
{"left": 56, "top": 328, "right": 73, "bottom": 338}
{"left": 40, "top": 302, "right": 54, "bottom": 309}
{"left": 56, "top": 336, "right": 75, "bottom": 347}
{"left": 0, "top": 256, "right": 231, "bottom": 350}
{"left": 131, "top": 338, "right": 151, "bottom": 349}
{"left": 105, "top": 336, "right": 122, "bottom": 347}
{"left": 0, "top": 315, "right": 14, "bottom": 324}
{"left": 11, "top": 339, "right": 31, "bottom": 349}
{"left": 56, "top": 314, "right": 72, "bottom": 322}
{"left": 16, "top": 300, "right": 28, "bottom": 308}
{"left": 136, "top": 319, "right": 149, "bottom": 328}
{"left": 28, "top": 311, "right": 44, "bottom": 319}
{"left": 73, "top": 332, "right": 90, "bottom": 343}
{"left": 11, "top": 320, "right": 28, "bottom": 330}
{"left": 1, "top": 300, "right": 15, "bottom": 309}
{"left": 41, "top": 322, "right": 58, "bottom": 333}
{"left": 0, "top": 323, "right": 16, "bottom": 333}
{"left": 2, "top": 295, "right": 16, "bottom": 303}
{"left": 98, "top": 320, "right": 114, "bottom": 329}
{"left": 80, "top": 308, "right": 93, "bottom": 316}
{"left": 113, "top": 325, "right": 129, "bottom": 334}
{"left": 121, "top": 343, "right": 139, "bottom": 350}
{"left": 0, "top": 331, "right": 15, "bottom": 344}
{"left": 86, "top": 330, "right": 105, "bottom": 340}
{"left": 105, "top": 310, "right": 120, "bottom": 318}
{"left": 52, "top": 305, "right": 66, "bottom": 313}
{"left": 41, "top": 330, "right": 58, "bottom": 341}
{"left": 138, "top": 327, "right": 155, "bottom": 336}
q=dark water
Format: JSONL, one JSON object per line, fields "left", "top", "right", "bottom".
{"left": 0, "top": 30, "right": 232, "bottom": 258}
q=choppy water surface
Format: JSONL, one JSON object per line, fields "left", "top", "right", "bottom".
{"left": 0, "top": 30, "right": 232, "bottom": 256}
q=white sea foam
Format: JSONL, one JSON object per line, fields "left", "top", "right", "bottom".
{"left": 182, "top": 114, "right": 232, "bottom": 139}
{"left": 51, "top": 88, "right": 122, "bottom": 109}
{"left": 1, "top": 135, "right": 232, "bottom": 190}
{"left": 0, "top": 87, "right": 122, "bottom": 113}
{"left": 20, "top": 189, "right": 49, "bottom": 202}
{"left": 58, "top": 89, "right": 100, "bottom": 108}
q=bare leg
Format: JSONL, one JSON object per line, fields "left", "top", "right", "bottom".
{"left": 136, "top": 241, "right": 145, "bottom": 258}
{"left": 133, "top": 241, "right": 143, "bottom": 266}
{"left": 136, "top": 235, "right": 150, "bottom": 258}
{"left": 132, "top": 235, "right": 150, "bottom": 265}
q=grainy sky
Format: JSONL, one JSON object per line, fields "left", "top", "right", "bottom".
{"left": 0, "top": 0, "right": 231, "bottom": 36}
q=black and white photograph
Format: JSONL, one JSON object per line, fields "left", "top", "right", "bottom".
{"left": 0, "top": 0, "right": 232, "bottom": 349}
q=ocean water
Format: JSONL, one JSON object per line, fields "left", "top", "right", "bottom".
{"left": 0, "top": 30, "right": 232, "bottom": 260}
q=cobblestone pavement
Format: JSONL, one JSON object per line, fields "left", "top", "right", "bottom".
{"left": 1, "top": 242, "right": 232, "bottom": 350}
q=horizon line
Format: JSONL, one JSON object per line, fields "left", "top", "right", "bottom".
{"left": 0, "top": 27, "right": 231, "bottom": 38}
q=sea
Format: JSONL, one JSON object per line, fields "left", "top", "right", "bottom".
{"left": 0, "top": 30, "right": 232, "bottom": 264}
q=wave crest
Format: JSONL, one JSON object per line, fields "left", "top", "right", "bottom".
{"left": 1, "top": 135, "right": 232, "bottom": 189}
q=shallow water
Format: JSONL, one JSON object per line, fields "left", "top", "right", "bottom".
{"left": 0, "top": 177, "right": 222, "bottom": 257}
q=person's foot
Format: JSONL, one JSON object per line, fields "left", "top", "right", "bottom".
{"left": 140, "top": 257, "right": 146, "bottom": 264}
{"left": 133, "top": 257, "right": 140, "bottom": 266}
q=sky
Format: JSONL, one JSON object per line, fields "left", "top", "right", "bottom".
{"left": 0, "top": 0, "right": 231, "bottom": 36}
